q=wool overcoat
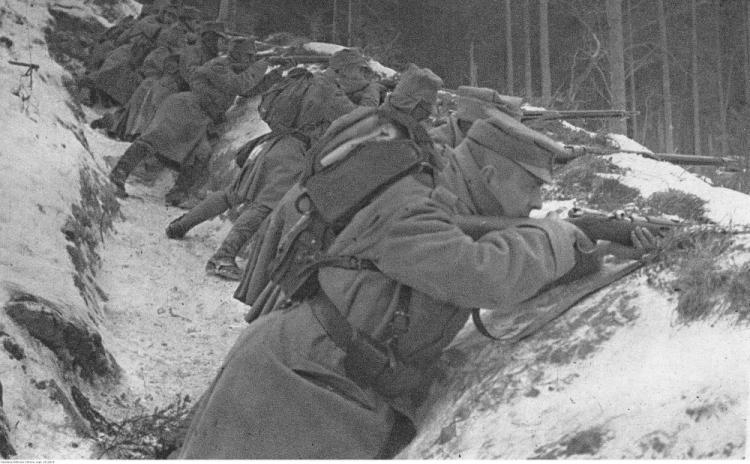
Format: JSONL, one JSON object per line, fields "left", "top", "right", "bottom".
{"left": 92, "top": 43, "right": 143, "bottom": 105}
{"left": 179, "top": 150, "right": 582, "bottom": 458}
{"left": 138, "top": 57, "right": 267, "bottom": 165}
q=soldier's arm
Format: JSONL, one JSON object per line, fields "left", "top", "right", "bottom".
{"left": 230, "top": 60, "right": 270, "bottom": 96}
{"left": 192, "top": 59, "right": 270, "bottom": 97}
{"left": 179, "top": 47, "right": 201, "bottom": 86}
{"left": 356, "top": 82, "right": 383, "bottom": 107}
{"left": 370, "top": 192, "right": 583, "bottom": 310}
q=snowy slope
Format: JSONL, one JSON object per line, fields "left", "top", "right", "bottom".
{"left": 0, "top": 0, "right": 747, "bottom": 459}
{"left": 0, "top": 0, "right": 243, "bottom": 458}
{"left": 400, "top": 138, "right": 750, "bottom": 459}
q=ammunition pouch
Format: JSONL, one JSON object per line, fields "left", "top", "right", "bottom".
{"left": 268, "top": 212, "right": 332, "bottom": 301}
{"left": 311, "top": 293, "right": 425, "bottom": 399}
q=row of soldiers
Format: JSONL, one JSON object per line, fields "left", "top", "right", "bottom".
{"left": 164, "top": 51, "right": 658, "bottom": 457}
{"left": 91, "top": 11, "right": 658, "bottom": 457}
{"left": 84, "top": 3, "right": 250, "bottom": 205}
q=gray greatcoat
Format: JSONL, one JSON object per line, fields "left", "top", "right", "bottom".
{"left": 92, "top": 42, "right": 145, "bottom": 105}
{"left": 138, "top": 57, "right": 267, "bottom": 165}
{"left": 178, "top": 140, "right": 584, "bottom": 458}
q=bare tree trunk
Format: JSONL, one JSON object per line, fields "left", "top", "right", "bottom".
{"left": 505, "top": 0, "right": 514, "bottom": 95}
{"left": 715, "top": 1, "right": 729, "bottom": 157}
{"left": 469, "top": 39, "right": 478, "bottom": 86}
{"left": 745, "top": 0, "right": 750, "bottom": 104}
{"left": 217, "top": 0, "right": 236, "bottom": 32}
{"left": 332, "top": 0, "right": 338, "bottom": 43}
{"left": 523, "top": 0, "right": 533, "bottom": 98}
{"left": 626, "top": 0, "right": 638, "bottom": 140}
{"left": 657, "top": 108, "right": 665, "bottom": 152}
{"left": 347, "top": 0, "right": 352, "bottom": 47}
{"left": 606, "top": 0, "right": 627, "bottom": 134}
{"left": 539, "top": 0, "right": 551, "bottom": 106}
{"left": 691, "top": 0, "right": 701, "bottom": 155}
{"left": 657, "top": 0, "right": 674, "bottom": 153}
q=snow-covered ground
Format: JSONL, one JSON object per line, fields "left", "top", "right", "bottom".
{"left": 0, "top": 0, "right": 748, "bottom": 459}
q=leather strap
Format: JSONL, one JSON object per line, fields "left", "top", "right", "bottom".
{"left": 311, "top": 292, "right": 356, "bottom": 352}
{"left": 316, "top": 255, "right": 379, "bottom": 272}
{"left": 471, "top": 307, "right": 505, "bottom": 341}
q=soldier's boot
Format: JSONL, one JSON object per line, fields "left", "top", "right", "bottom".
{"left": 165, "top": 191, "right": 231, "bottom": 240}
{"left": 205, "top": 203, "right": 271, "bottom": 281}
{"left": 165, "top": 154, "right": 210, "bottom": 208}
{"left": 109, "top": 141, "right": 152, "bottom": 198}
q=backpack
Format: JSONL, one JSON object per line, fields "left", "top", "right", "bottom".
{"left": 267, "top": 106, "right": 440, "bottom": 303}
{"left": 257, "top": 67, "right": 315, "bottom": 133}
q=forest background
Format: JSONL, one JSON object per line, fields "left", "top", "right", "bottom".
{"left": 195, "top": 0, "right": 750, "bottom": 178}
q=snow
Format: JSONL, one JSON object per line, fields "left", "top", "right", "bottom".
{"left": 521, "top": 103, "right": 546, "bottom": 112}
{"left": 0, "top": 0, "right": 748, "bottom": 459}
{"left": 302, "top": 41, "right": 396, "bottom": 77}
{"left": 303, "top": 41, "right": 346, "bottom": 55}
{"left": 0, "top": 0, "right": 248, "bottom": 458}
{"left": 402, "top": 280, "right": 750, "bottom": 459}
{"left": 606, "top": 153, "right": 750, "bottom": 226}
{"left": 609, "top": 132, "right": 652, "bottom": 153}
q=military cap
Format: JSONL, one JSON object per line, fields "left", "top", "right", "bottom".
{"left": 162, "top": 52, "right": 181, "bottom": 74}
{"left": 456, "top": 86, "right": 524, "bottom": 122}
{"left": 228, "top": 37, "right": 255, "bottom": 56}
{"left": 159, "top": 4, "right": 179, "bottom": 19}
{"left": 328, "top": 48, "right": 369, "bottom": 71}
{"left": 157, "top": 24, "right": 185, "bottom": 48}
{"left": 179, "top": 6, "right": 201, "bottom": 20}
{"left": 466, "top": 108, "right": 563, "bottom": 184}
{"left": 200, "top": 21, "right": 227, "bottom": 38}
{"left": 388, "top": 64, "right": 444, "bottom": 112}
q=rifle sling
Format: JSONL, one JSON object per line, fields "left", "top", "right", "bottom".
{"left": 471, "top": 308, "right": 505, "bottom": 341}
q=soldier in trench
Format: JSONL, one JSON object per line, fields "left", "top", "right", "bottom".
{"left": 107, "top": 37, "right": 268, "bottom": 203}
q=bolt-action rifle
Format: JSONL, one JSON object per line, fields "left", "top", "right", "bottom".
{"left": 453, "top": 207, "right": 684, "bottom": 247}
{"left": 262, "top": 54, "right": 332, "bottom": 66}
{"left": 521, "top": 109, "right": 637, "bottom": 122}
{"left": 557, "top": 145, "right": 741, "bottom": 171}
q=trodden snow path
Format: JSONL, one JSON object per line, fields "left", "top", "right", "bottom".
{"left": 96, "top": 175, "right": 248, "bottom": 409}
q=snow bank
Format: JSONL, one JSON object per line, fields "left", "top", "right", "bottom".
{"left": 402, "top": 276, "right": 749, "bottom": 459}
{"left": 0, "top": 0, "right": 130, "bottom": 458}
{"left": 1, "top": 0, "right": 108, "bottom": 306}
{"left": 402, "top": 131, "right": 750, "bottom": 459}
{"left": 302, "top": 41, "right": 396, "bottom": 77}
{"left": 607, "top": 153, "right": 750, "bottom": 226}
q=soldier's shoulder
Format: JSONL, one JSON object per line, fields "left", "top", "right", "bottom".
{"left": 203, "top": 56, "right": 232, "bottom": 73}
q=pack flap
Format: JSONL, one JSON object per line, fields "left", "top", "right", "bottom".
{"left": 305, "top": 139, "right": 424, "bottom": 225}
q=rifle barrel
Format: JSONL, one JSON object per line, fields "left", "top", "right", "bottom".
{"left": 558, "top": 145, "right": 737, "bottom": 168}
{"left": 522, "top": 109, "right": 636, "bottom": 121}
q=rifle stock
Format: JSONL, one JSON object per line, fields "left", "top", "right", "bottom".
{"left": 453, "top": 208, "right": 682, "bottom": 247}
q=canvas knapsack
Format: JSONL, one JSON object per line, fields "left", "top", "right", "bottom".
{"left": 267, "top": 106, "right": 439, "bottom": 302}
{"left": 258, "top": 67, "right": 315, "bottom": 133}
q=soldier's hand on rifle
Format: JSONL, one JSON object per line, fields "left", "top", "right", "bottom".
{"left": 547, "top": 210, "right": 658, "bottom": 262}
{"left": 601, "top": 226, "right": 659, "bottom": 261}
{"left": 630, "top": 226, "right": 658, "bottom": 256}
